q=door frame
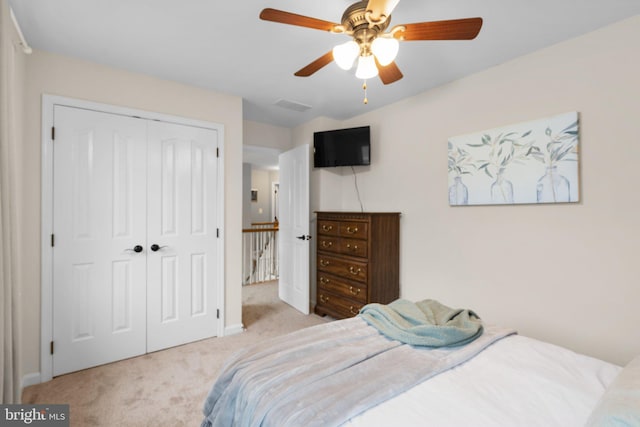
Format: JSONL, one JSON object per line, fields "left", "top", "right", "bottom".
{"left": 40, "top": 94, "right": 225, "bottom": 382}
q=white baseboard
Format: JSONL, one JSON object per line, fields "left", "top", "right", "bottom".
{"left": 224, "top": 323, "right": 245, "bottom": 336}
{"left": 22, "top": 372, "right": 42, "bottom": 388}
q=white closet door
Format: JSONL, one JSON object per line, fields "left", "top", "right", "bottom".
{"left": 52, "top": 106, "right": 148, "bottom": 376}
{"left": 146, "top": 121, "right": 219, "bottom": 352}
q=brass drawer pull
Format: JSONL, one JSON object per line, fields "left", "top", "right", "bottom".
{"left": 320, "top": 294, "right": 330, "bottom": 304}
{"left": 348, "top": 266, "right": 362, "bottom": 275}
{"left": 319, "top": 277, "right": 330, "bottom": 284}
{"left": 346, "top": 244, "right": 358, "bottom": 250}
{"left": 349, "top": 286, "right": 360, "bottom": 295}
{"left": 346, "top": 226, "right": 359, "bottom": 234}
{"left": 349, "top": 305, "right": 359, "bottom": 315}
{"left": 320, "top": 259, "right": 330, "bottom": 267}
{"left": 321, "top": 241, "right": 333, "bottom": 248}
{"left": 321, "top": 225, "right": 333, "bottom": 232}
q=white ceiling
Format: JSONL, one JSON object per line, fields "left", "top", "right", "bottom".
{"left": 8, "top": 0, "right": 640, "bottom": 128}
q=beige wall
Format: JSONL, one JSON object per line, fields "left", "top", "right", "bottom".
{"left": 20, "top": 50, "right": 244, "bottom": 380}
{"left": 296, "top": 16, "right": 640, "bottom": 365}
{"left": 244, "top": 120, "right": 292, "bottom": 150}
{"left": 250, "top": 169, "right": 275, "bottom": 223}
{"left": 242, "top": 120, "right": 290, "bottom": 226}
{"left": 292, "top": 116, "right": 344, "bottom": 214}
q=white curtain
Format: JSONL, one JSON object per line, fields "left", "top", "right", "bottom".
{"left": 0, "top": 0, "right": 23, "bottom": 404}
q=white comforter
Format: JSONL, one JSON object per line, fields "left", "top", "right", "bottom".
{"left": 344, "top": 334, "right": 621, "bottom": 427}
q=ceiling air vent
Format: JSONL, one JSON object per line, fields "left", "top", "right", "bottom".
{"left": 274, "top": 98, "right": 312, "bottom": 113}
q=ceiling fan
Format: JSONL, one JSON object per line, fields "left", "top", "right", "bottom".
{"left": 259, "top": 0, "right": 483, "bottom": 90}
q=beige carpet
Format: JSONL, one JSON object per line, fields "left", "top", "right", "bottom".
{"left": 22, "top": 281, "right": 328, "bottom": 426}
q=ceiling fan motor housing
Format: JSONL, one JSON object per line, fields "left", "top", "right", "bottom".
{"left": 342, "top": 1, "right": 390, "bottom": 54}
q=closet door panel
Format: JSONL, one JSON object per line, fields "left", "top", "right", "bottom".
{"left": 146, "top": 121, "right": 219, "bottom": 352}
{"left": 52, "top": 106, "right": 147, "bottom": 376}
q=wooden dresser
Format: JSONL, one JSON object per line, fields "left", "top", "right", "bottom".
{"left": 315, "top": 211, "right": 400, "bottom": 319}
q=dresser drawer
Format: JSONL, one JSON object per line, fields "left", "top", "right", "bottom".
{"left": 317, "top": 255, "right": 368, "bottom": 283}
{"left": 317, "top": 291, "right": 364, "bottom": 318}
{"left": 318, "top": 220, "right": 340, "bottom": 237}
{"left": 339, "top": 221, "right": 368, "bottom": 239}
{"left": 338, "top": 238, "right": 367, "bottom": 258}
{"left": 317, "top": 236, "right": 367, "bottom": 258}
{"left": 317, "top": 236, "right": 339, "bottom": 253}
{"left": 318, "top": 273, "right": 366, "bottom": 304}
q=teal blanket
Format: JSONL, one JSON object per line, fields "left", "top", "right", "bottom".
{"left": 358, "top": 299, "right": 483, "bottom": 347}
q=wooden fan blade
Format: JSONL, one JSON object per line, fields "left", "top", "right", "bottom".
{"left": 260, "top": 8, "right": 339, "bottom": 32}
{"left": 295, "top": 51, "right": 334, "bottom": 77}
{"left": 375, "top": 59, "right": 403, "bottom": 85}
{"left": 366, "top": 0, "right": 400, "bottom": 23}
{"left": 394, "top": 17, "right": 483, "bottom": 41}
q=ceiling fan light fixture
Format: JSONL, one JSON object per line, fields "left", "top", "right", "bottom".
{"left": 371, "top": 37, "right": 399, "bottom": 66}
{"left": 332, "top": 40, "right": 359, "bottom": 70}
{"left": 355, "top": 54, "right": 378, "bottom": 80}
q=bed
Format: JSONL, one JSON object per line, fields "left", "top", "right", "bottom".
{"left": 201, "top": 299, "right": 638, "bottom": 427}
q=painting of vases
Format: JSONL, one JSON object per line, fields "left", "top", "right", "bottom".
{"left": 448, "top": 112, "right": 579, "bottom": 206}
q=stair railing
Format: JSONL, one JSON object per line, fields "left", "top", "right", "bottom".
{"left": 242, "top": 221, "right": 279, "bottom": 285}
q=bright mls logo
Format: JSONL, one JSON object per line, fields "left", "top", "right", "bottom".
{"left": 1, "top": 405, "right": 69, "bottom": 426}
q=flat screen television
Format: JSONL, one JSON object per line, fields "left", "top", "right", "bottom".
{"left": 313, "top": 126, "right": 371, "bottom": 168}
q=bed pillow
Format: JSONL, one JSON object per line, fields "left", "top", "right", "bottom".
{"left": 586, "top": 355, "right": 640, "bottom": 426}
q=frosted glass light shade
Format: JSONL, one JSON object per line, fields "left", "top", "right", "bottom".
{"left": 371, "top": 37, "right": 399, "bottom": 66}
{"left": 355, "top": 54, "right": 379, "bottom": 79}
{"left": 332, "top": 41, "right": 359, "bottom": 70}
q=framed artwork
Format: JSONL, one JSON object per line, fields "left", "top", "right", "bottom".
{"left": 448, "top": 112, "right": 579, "bottom": 206}
{"left": 251, "top": 189, "right": 258, "bottom": 202}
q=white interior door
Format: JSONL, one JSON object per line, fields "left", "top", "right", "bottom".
{"left": 146, "top": 121, "right": 219, "bottom": 352}
{"left": 52, "top": 105, "right": 219, "bottom": 375}
{"left": 52, "top": 106, "right": 148, "bottom": 376}
{"left": 278, "top": 145, "right": 310, "bottom": 314}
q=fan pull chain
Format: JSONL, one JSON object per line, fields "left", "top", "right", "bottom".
{"left": 362, "top": 81, "right": 368, "bottom": 104}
